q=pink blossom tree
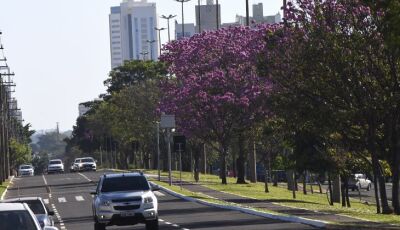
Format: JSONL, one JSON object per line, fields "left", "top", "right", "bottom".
{"left": 160, "top": 26, "right": 274, "bottom": 184}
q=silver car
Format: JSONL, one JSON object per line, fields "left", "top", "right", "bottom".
{"left": 1, "top": 197, "right": 55, "bottom": 229}
{"left": 91, "top": 173, "right": 159, "bottom": 230}
{"left": 0, "top": 203, "right": 58, "bottom": 230}
{"left": 18, "top": 164, "right": 34, "bottom": 176}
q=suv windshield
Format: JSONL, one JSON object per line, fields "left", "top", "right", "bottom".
{"left": 0, "top": 210, "right": 37, "bottom": 230}
{"left": 20, "top": 166, "right": 32, "bottom": 170}
{"left": 18, "top": 200, "right": 46, "bottom": 214}
{"left": 49, "top": 160, "right": 61, "bottom": 165}
{"left": 101, "top": 176, "right": 150, "bottom": 193}
{"left": 74, "top": 159, "right": 81, "bottom": 163}
{"left": 81, "top": 158, "right": 94, "bottom": 163}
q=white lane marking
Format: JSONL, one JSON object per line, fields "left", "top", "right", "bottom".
{"left": 172, "top": 224, "right": 179, "bottom": 227}
{"left": 165, "top": 222, "right": 172, "bottom": 225}
{"left": 58, "top": 197, "right": 67, "bottom": 203}
{"left": 159, "top": 219, "right": 164, "bottom": 222}
{"left": 182, "top": 228, "right": 190, "bottom": 230}
{"left": 78, "top": 173, "right": 92, "bottom": 182}
{"left": 43, "top": 199, "right": 49, "bottom": 204}
{"left": 75, "top": 196, "right": 84, "bottom": 201}
{"left": 42, "top": 174, "right": 48, "bottom": 185}
{"left": 154, "top": 191, "right": 165, "bottom": 197}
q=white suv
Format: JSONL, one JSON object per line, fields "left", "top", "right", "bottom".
{"left": 91, "top": 173, "right": 159, "bottom": 230}
{"left": 18, "top": 164, "right": 34, "bottom": 176}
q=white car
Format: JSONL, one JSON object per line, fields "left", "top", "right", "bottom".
{"left": 47, "top": 159, "right": 64, "bottom": 174}
{"left": 18, "top": 164, "right": 34, "bottom": 176}
{"left": 0, "top": 203, "right": 58, "bottom": 230}
{"left": 348, "top": 173, "right": 372, "bottom": 191}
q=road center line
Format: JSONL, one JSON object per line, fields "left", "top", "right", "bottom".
{"left": 78, "top": 173, "right": 92, "bottom": 182}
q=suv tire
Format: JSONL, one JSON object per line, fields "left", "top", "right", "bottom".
{"left": 94, "top": 221, "right": 106, "bottom": 230}
{"left": 145, "top": 218, "right": 159, "bottom": 230}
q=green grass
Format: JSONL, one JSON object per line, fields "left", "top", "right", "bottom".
{"left": 0, "top": 180, "right": 10, "bottom": 200}
{"left": 145, "top": 170, "right": 400, "bottom": 226}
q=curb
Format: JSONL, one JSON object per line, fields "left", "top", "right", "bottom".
{"left": 1, "top": 176, "right": 15, "bottom": 200}
{"left": 151, "top": 182, "right": 328, "bottom": 229}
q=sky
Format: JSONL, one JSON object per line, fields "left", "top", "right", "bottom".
{"left": 0, "top": 0, "right": 283, "bottom": 132}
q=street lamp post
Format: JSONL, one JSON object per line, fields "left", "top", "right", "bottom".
{"left": 146, "top": 40, "right": 156, "bottom": 60}
{"left": 154, "top": 27, "right": 166, "bottom": 57}
{"left": 175, "top": 0, "right": 191, "bottom": 39}
{"left": 161, "top": 15, "right": 176, "bottom": 42}
{"left": 140, "top": 51, "right": 149, "bottom": 60}
{"left": 216, "top": 0, "right": 219, "bottom": 29}
{"left": 198, "top": 0, "right": 201, "bottom": 33}
{"left": 246, "top": 0, "right": 250, "bottom": 26}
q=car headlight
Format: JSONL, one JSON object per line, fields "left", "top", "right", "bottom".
{"left": 101, "top": 200, "right": 111, "bottom": 206}
{"left": 143, "top": 197, "right": 153, "bottom": 204}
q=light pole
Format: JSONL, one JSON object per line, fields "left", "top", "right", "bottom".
{"left": 140, "top": 51, "right": 149, "bottom": 60}
{"left": 157, "top": 122, "right": 161, "bottom": 181}
{"left": 246, "top": 0, "right": 250, "bottom": 26}
{"left": 197, "top": 0, "right": 201, "bottom": 33}
{"left": 154, "top": 27, "right": 166, "bottom": 57}
{"left": 216, "top": 0, "right": 219, "bottom": 29}
{"left": 146, "top": 40, "right": 156, "bottom": 60}
{"left": 161, "top": 15, "right": 176, "bottom": 42}
{"left": 175, "top": 0, "right": 191, "bottom": 39}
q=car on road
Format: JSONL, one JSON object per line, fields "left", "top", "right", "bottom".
{"left": 0, "top": 203, "right": 58, "bottom": 230}
{"left": 348, "top": 173, "right": 372, "bottom": 191}
{"left": 1, "top": 197, "right": 55, "bottom": 229}
{"left": 91, "top": 172, "right": 159, "bottom": 230}
{"left": 47, "top": 159, "right": 64, "bottom": 174}
{"left": 18, "top": 164, "right": 34, "bottom": 176}
{"left": 73, "top": 157, "right": 97, "bottom": 172}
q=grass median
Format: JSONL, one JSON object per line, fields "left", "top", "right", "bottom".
{"left": 0, "top": 180, "right": 10, "bottom": 200}
{"left": 145, "top": 170, "right": 400, "bottom": 226}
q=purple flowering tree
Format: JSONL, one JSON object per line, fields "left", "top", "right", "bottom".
{"left": 160, "top": 26, "right": 273, "bottom": 184}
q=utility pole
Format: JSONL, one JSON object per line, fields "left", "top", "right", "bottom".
{"left": 161, "top": 15, "right": 176, "bottom": 42}
{"left": 175, "top": 0, "right": 191, "bottom": 39}
{"left": 154, "top": 27, "right": 166, "bottom": 57}
{"left": 216, "top": 0, "right": 219, "bottom": 29}
{"left": 198, "top": 0, "right": 201, "bottom": 33}
{"left": 246, "top": 0, "right": 250, "bottom": 26}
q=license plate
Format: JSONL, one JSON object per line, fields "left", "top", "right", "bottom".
{"left": 121, "top": 212, "right": 135, "bottom": 217}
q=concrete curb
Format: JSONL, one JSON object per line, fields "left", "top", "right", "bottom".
{"left": 150, "top": 182, "right": 328, "bottom": 229}
{"left": 1, "top": 176, "right": 15, "bottom": 200}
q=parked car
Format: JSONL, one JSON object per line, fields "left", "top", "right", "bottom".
{"left": 91, "top": 172, "right": 159, "bottom": 230}
{"left": 47, "top": 159, "right": 64, "bottom": 174}
{"left": 0, "top": 203, "right": 58, "bottom": 230}
{"left": 348, "top": 173, "right": 372, "bottom": 191}
{"left": 73, "top": 157, "right": 96, "bottom": 172}
{"left": 18, "top": 164, "right": 34, "bottom": 177}
{"left": 1, "top": 197, "right": 55, "bottom": 229}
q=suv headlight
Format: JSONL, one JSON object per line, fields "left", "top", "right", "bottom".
{"left": 101, "top": 200, "right": 111, "bottom": 206}
{"left": 143, "top": 197, "right": 153, "bottom": 204}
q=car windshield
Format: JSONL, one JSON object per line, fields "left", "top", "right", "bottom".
{"left": 20, "top": 166, "right": 32, "bottom": 170}
{"left": 0, "top": 210, "right": 37, "bottom": 230}
{"left": 74, "top": 159, "right": 81, "bottom": 163}
{"left": 81, "top": 158, "right": 94, "bottom": 163}
{"left": 101, "top": 176, "right": 150, "bottom": 193}
{"left": 18, "top": 200, "right": 46, "bottom": 214}
{"left": 49, "top": 160, "right": 61, "bottom": 165}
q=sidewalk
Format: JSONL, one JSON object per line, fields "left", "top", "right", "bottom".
{"left": 154, "top": 176, "right": 398, "bottom": 230}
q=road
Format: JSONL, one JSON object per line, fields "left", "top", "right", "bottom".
{"left": 348, "top": 183, "right": 393, "bottom": 204}
{"left": 4, "top": 171, "right": 318, "bottom": 230}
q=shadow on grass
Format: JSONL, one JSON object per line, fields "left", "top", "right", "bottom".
{"left": 225, "top": 198, "right": 320, "bottom": 205}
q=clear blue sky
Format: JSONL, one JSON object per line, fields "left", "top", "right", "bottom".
{"left": 0, "top": 0, "right": 283, "bottom": 131}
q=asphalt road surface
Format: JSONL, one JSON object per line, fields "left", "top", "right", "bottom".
{"left": 5, "top": 171, "right": 318, "bottom": 230}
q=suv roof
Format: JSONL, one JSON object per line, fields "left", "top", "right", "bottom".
{"left": 103, "top": 172, "right": 143, "bottom": 178}
{"left": 2, "top": 197, "right": 42, "bottom": 202}
{"left": 0, "top": 203, "right": 27, "bottom": 211}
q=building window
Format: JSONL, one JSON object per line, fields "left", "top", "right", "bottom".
{"left": 112, "top": 25, "right": 120, "bottom": 28}
{"left": 112, "top": 31, "right": 119, "bottom": 34}
{"left": 112, "top": 19, "right": 119, "bottom": 23}
{"left": 112, "top": 41, "right": 120, "bottom": 44}
{"left": 112, "top": 36, "right": 120, "bottom": 39}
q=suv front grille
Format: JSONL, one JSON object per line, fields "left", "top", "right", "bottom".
{"left": 114, "top": 205, "right": 140, "bottom": 210}
{"left": 112, "top": 197, "right": 141, "bottom": 203}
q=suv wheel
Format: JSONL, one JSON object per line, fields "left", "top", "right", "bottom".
{"left": 145, "top": 218, "right": 159, "bottom": 230}
{"left": 94, "top": 221, "right": 106, "bottom": 230}
{"left": 367, "top": 184, "right": 371, "bottom": 191}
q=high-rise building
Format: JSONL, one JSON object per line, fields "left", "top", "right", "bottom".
{"left": 109, "top": 0, "right": 159, "bottom": 69}
{"left": 235, "top": 3, "right": 281, "bottom": 26}
{"left": 175, "top": 22, "right": 196, "bottom": 39}
{"left": 195, "top": 0, "right": 221, "bottom": 33}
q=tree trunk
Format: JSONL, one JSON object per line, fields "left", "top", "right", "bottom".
{"left": 220, "top": 143, "right": 227, "bottom": 185}
{"left": 249, "top": 141, "right": 257, "bottom": 183}
{"left": 265, "top": 164, "right": 269, "bottom": 193}
{"left": 328, "top": 173, "right": 333, "bottom": 206}
{"left": 391, "top": 126, "right": 400, "bottom": 214}
{"left": 201, "top": 143, "right": 207, "bottom": 174}
{"left": 236, "top": 134, "right": 246, "bottom": 184}
{"left": 303, "top": 172, "right": 307, "bottom": 195}
{"left": 194, "top": 146, "right": 200, "bottom": 182}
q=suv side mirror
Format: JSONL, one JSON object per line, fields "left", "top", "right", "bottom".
{"left": 48, "top": 210, "right": 55, "bottom": 216}
{"left": 151, "top": 185, "right": 160, "bottom": 191}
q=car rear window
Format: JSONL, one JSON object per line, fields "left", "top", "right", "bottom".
{"left": 0, "top": 210, "right": 37, "bottom": 230}
{"left": 20, "top": 200, "right": 46, "bottom": 214}
{"left": 101, "top": 176, "right": 150, "bottom": 193}
{"left": 49, "top": 160, "right": 62, "bottom": 165}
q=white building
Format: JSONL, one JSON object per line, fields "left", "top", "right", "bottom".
{"left": 235, "top": 3, "right": 281, "bottom": 26}
{"left": 175, "top": 22, "right": 196, "bottom": 39}
{"left": 195, "top": 0, "right": 221, "bottom": 33}
{"left": 78, "top": 103, "right": 90, "bottom": 117}
{"left": 109, "top": 0, "right": 159, "bottom": 68}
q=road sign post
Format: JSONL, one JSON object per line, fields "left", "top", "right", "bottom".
{"left": 160, "top": 115, "right": 175, "bottom": 186}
